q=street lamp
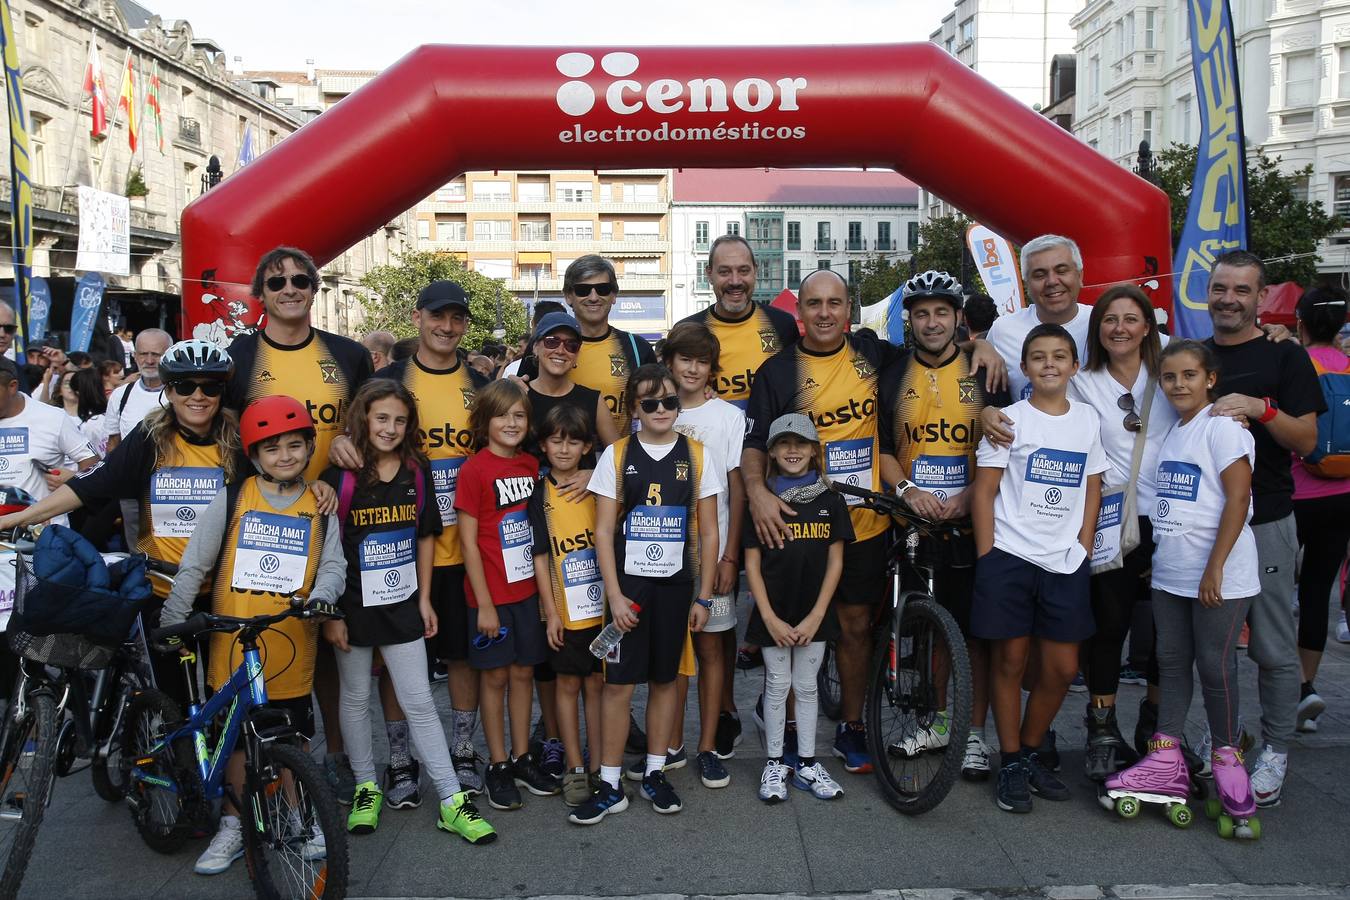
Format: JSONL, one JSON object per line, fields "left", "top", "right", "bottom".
{"left": 494, "top": 279, "right": 507, "bottom": 340}
{"left": 1134, "top": 140, "right": 1156, "bottom": 185}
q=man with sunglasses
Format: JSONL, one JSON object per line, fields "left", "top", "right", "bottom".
{"left": 0, "top": 301, "right": 16, "bottom": 361}
{"left": 223, "top": 245, "right": 374, "bottom": 804}
{"left": 519, "top": 256, "right": 656, "bottom": 437}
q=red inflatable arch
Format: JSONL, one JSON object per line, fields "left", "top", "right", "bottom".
{"left": 180, "top": 43, "right": 1172, "bottom": 341}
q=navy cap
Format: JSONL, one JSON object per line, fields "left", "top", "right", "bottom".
{"left": 534, "top": 311, "right": 581, "bottom": 339}
{"left": 416, "top": 280, "right": 471, "bottom": 313}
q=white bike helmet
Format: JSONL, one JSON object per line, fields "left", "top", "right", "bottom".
{"left": 902, "top": 270, "right": 964, "bottom": 310}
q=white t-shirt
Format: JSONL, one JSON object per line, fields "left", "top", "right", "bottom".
{"left": 672, "top": 398, "right": 744, "bottom": 566}
{"left": 1150, "top": 407, "right": 1259, "bottom": 599}
{"left": 987, "top": 303, "right": 1094, "bottom": 401}
{"left": 590, "top": 437, "right": 726, "bottom": 503}
{"left": 0, "top": 395, "right": 97, "bottom": 524}
{"left": 106, "top": 379, "right": 163, "bottom": 442}
{"left": 976, "top": 398, "right": 1108, "bottom": 574}
{"left": 1068, "top": 366, "right": 1177, "bottom": 513}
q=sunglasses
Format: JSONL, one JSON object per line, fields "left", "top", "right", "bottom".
{"left": 168, "top": 379, "right": 225, "bottom": 398}
{"left": 571, "top": 282, "right": 616, "bottom": 297}
{"left": 538, "top": 334, "right": 581, "bottom": 353}
{"left": 471, "top": 626, "right": 509, "bottom": 651}
{"left": 0, "top": 324, "right": 16, "bottom": 335}
{"left": 1118, "top": 392, "right": 1142, "bottom": 433}
{"left": 264, "top": 273, "right": 314, "bottom": 292}
{"left": 638, "top": 394, "right": 680, "bottom": 414}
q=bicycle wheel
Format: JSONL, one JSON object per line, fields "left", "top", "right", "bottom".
{"left": 817, "top": 640, "right": 843, "bottom": 721}
{"left": 0, "top": 690, "right": 59, "bottom": 899}
{"left": 91, "top": 666, "right": 145, "bottom": 802}
{"left": 125, "top": 689, "right": 204, "bottom": 854}
{"left": 865, "top": 595, "right": 971, "bottom": 815}
{"left": 242, "top": 742, "right": 347, "bottom": 900}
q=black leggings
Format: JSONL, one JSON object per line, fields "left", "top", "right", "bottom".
{"left": 1294, "top": 493, "right": 1350, "bottom": 654}
{"left": 1085, "top": 517, "right": 1154, "bottom": 696}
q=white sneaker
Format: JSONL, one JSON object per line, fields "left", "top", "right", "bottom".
{"left": 1250, "top": 745, "right": 1288, "bottom": 808}
{"left": 758, "top": 761, "right": 789, "bottom": 804}
{"left": 1192, "top": 728, "right": 1213, "bottom": 778}
{"left": 286, "top": 808, "right": 326, "bottom": 861}
{"left": 962, "top": 732, "right": 992, "bottom": 780}
{"left": 1296, "top": 692, "right": 1325, "bottom": 732}
{"left": 890, "top": 712, "right": 951, "bottom": 758}
{"left": 195, "top": 817, "right": 244, "bottom": 875}
{"left": 1337, "top": 610, "right": 1350, "bottom": 644}
{"left": 792, "top": 761, "right": 843, "bottom": 799}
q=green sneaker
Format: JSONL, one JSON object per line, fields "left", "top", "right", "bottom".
{"left": 347, "top": 781, "right": 383, "bottom": 835}
{"left": 437, "top": 790, "right": 497, "bottom": 844}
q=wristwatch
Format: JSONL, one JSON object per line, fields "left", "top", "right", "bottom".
{"left": 694, "top": 597, "right": 714, "bottom": 609}
{"left": 895, "top": 479, "right": 918, "bottom": 496}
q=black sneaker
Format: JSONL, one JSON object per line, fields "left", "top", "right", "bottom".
{"left": 539, "top": 737, "right": 566, "bottom": 781}
{"left": 736, "top": 646, "right": 763, "bottom": 670}
{"left": 996, "top": 760, "right": 1032, "bottom": 813}
{"left": 383, "top": 759, "right": 422, "bottom": 809}
{"left": 512, "top": 751, "right": 561, "bottom": 797}
{"left": 625, "top": 712, "right": 647, "bottom": 755}
{"left": 428, "top": 661, "right": 448, "bottom": 683}
{"left": 640, "top": 770, "right": 682, "bottom": 813}
{"left": 1025, "top": 751, "right": 1070, "bottom": 801}
{"left": 1035, "top": 729, "right": 1061, "bottom": 773}
{"left": 714, "top": 712, "right": 742, "bottom": 760}
{"left": 567, "top": 780, "right": 628, "bottom": 825}
{"left": 485, "top": 761, "right": 523, "bottom": 810}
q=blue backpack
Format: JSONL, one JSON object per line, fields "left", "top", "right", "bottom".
{"left": 1304, "top": 355, "right": 1350, "bottom": 479}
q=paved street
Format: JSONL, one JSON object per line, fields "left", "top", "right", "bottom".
{"left": 17, "top": 604, "right": 1350, "bottom": 900}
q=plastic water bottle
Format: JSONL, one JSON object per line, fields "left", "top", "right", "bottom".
{"left": 589, "top": 603, "right": 642, "bottom": 659}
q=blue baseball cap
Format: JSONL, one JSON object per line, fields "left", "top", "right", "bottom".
{"left": 534, "top": 311, "right": 581, "bottom": 339}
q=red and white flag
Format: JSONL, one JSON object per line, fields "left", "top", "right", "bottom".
{"left": 81, "top": 28, "right": 108, "bottom": 137}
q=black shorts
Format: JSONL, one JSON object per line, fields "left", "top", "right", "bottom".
{"left": 429, "top": 565, "right": 469, "bottom": 662}
{"left": 933, "top": 562, "right": 976, "bottom": 638}
{"left": 833, "top": 531, "right": 891, "bottom": 607}
{"left": 230, "top": 694, "right": 315, "bottom": 751}
{"left": 467, "top": 596, "right": 548, "bottom": 670}
{"left": 550, "top": 624, "right": 604, "bottom": 677}
{"left": 604, "top": 578, "right": 691, "bottom": 685}
{"left": 970, "top": 547, "right": 1094, "bottom": 643}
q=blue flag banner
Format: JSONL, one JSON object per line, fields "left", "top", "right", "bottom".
{"left": 70, "top": 272, "right": 106, "bottom": 352}
{"left": 1171, "top": 0, "right": 1247, "bottom": 339}
{"left": 1, "top": 0, "right": 33, "bottom": 353}
{"left": 26, "top": 275, "right": 49, "bottom": 340}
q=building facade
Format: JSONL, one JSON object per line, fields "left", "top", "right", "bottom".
{"left": 413, "top": 170, "right": 672, "bottom": 339}
{"left": 670, "top": 169, "right": 919, "bottom": 323}
{"left": 922, "top": 0, "right": 1078, "bottom": 221}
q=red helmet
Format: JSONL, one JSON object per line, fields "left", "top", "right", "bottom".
{"left": 241, "top": 395, "right": 316, "bottom": 456}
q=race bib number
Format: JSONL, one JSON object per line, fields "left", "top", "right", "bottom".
{"left": 624, "top": 504, "right": 686, "bottom": 577}
{"left": 499, "top": 510, "right": 535, "bottom": 584}
{"left": 561, "top": 547, "right": 605, "bottom": 623}
{"left": 357, "top": 526, "right": 416, "bottom": 607}
{"left": 1092, "top": 489, "right": 1124, "bottom": 567}
{"left": 1022, "top": 448, "right": 1087, "bottom": 523}
{"left": 0, "top": 549, "right": 16, "bottom": 631}
{"left": 430, "top": 457, "right": 465, "bottom": 527}
{"left": 231, "top": 512, "right": 311, "bottom": 595}
{"left": 911, "top": 454, "right": 969, "bottom": 501}
{"left": 1152, "top": 460, "right": 1201, "bottom": 537}
{"left": 0, "top": 427, "right": 30, "bottom": 487}
{"left": 149, "top": 466, "right": 224, "bottom": 538}
{"left": 825, "top": 438, "right": 874, "bottom": 506}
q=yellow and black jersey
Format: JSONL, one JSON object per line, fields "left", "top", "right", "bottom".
{"left": 211, "top": 477, "right": 325, "bottom": 700}
{"left": 877, "top": 348, "right": 1011, "bottom": 504}
{"left": 519, "top": 326, "right": 656, "bottom": 436}
{"left": 377, "top": 356, "right": 489, "bottom": 567}
{"left": 745, "top": 334, "right": 900, "bottom": 542}
{"left": 67, "top": 424, "right": 229, "bottom": 598}
{"left": 611, "top": 433, "right": 707, "bottom": 584}
{"left": 225, "top": 328, "right": 374, "bottom": 481}
{"left": 682, "top": 303, "right": 799, "bottom": 410}
{"left": 527, "top": 475, "right": 604, "bottom": 629}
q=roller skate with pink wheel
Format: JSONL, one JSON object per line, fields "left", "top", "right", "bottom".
{"left": 1098, "top": 733, "right": 1193, "bottom": 828}
{"left": 1205, "top": 745, "right": 1260, "bottom": 840}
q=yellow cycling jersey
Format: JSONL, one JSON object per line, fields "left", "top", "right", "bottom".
{"left": 527, "top": 476, "right": 603, "bottom": 630}
{"left": 683, "top": 303, "right": 799, "bottom": 410}
{"left": 137, "top": 435, "right": 225, "bottom": 597}
{"left": 571, "top": 328, "right": 656, "bottom": 436}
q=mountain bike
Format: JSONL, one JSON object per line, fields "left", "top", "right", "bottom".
{"left": 833, "top": 483, "right": 972, "bottom": 815}
{"left": 129, "top": 597, "right": 348, "bottom": 899}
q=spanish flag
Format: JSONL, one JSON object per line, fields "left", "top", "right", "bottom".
{"left": 117, "top": 48, "right": 137, "bottom": 152}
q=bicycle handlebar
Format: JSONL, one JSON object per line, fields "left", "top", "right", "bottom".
{"left": 150, "top": 595, "right": 338, "bottom": 644}
{"left": 830, "top": 482, "right": 965, "bottom": 537}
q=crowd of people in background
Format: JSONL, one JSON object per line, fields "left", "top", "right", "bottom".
{"left": 1, "top": 230, "right": 1347, "bottom": 888}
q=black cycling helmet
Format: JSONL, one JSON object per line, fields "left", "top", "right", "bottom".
{"left": 158, "top": 339, "right": 234, "bottom": 381}
{"left": 902, "top": 270, "right": 964, "bottom": 310}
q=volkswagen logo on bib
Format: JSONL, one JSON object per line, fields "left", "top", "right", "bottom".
{"left": 385, "top": 570, "right": 401, "bottom": 588}
{"left": 260, "top": 554, "right": 281, "bottom": 574}
{"left": 933, "top": 489, "right": 948, "bottom": 502}
{"left": 1093, "top": 532, "right": 1103, "bottom": 550}
{"left": 0, "top": 458, "right": 8, "bottom": 472}
{"left": 847, "top": 474, "right": 860, "bottom": 485}
{"left": 646, "top": 543, "right": 663, "bottom": 561}
{"left": 177, "top": 506, "right": 197, "bottom": 522}
{"left": 1157, "top": 499, "right": 1170, "bottom": 518}
{"left": 587, "top": 584, "right": 602, "bottom": 602}
{"left": 438, "top": 495, "right": 451, "bottom": 513}
{"left": 1044, "top": 488, "right": 1062, "bottom": 506}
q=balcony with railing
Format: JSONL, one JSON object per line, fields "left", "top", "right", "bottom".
{"left": 814, "top": 238, "right": 837, "bottom": 252}
{"left": 875, "top": 238, "right": 897, "bottom": 252}
{"left": 846, "top": 238, "right": 867, "bottom": 252}
{"left": 692, "top": 239, "right": 710, "bottom": 253}
{"left": 177, "top": 116, "right": 202, "bottom": 147}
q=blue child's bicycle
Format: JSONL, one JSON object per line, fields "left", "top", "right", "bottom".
{"left": 126, "top": 596, "right": 348, "bottom": 900}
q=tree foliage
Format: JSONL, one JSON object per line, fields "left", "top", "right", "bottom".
{"left": 1154, "top": 144, "right": 1340, "bottom": 286}
{"left": 856, "top": 254, "right": 907, "bottom": 307}
{"left": 910, "top": 214, "right": 988, "bottom": 297}
{"left": 358, "top": 251, "right": 529, "bottom": 349}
